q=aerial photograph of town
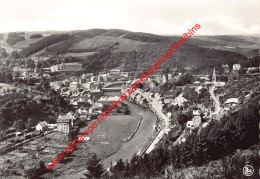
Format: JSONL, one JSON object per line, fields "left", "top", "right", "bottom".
{"left": 0, "top": 0, "right": 259, "bottom": 178}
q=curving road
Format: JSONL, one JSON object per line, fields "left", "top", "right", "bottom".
{"left": 209, "top": 85, "right": 221, "bottom": 114}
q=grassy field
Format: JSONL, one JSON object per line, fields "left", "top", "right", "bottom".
{"left": 194, "top": 35, "right": 260, "bottom": 56}
{"left": 78, "top": 115, "right": 141, "bottom": 158}
{"left": 69, "top": 36, "right": 118, "bottom": 51}
{"left": 64, "top": 52, "right": 95, "bottom": 57}
{"left": 69, "top": 35, "right": 146, "bottom": 53}
{"left": 86, "top": 115, "right": 140, "bottom": 141}
{"left": 13, "top": 38, "right": 43, "bottom": 49}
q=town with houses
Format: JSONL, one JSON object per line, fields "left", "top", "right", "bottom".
{"left": 4, "top": 60, "right": 255, "bottom": 137}
{"left": 0, "top": 30, "right": 259, "bottom": 179}
{"left": 1, "top": 0, "right": 260, "bottom": 177}
{"left": 0, "top": 55, "right": 259, "bottom": 178}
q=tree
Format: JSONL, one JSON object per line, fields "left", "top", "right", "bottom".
{"left": 163, "top": 67, "right": 170, "bottom": 85}
{"left": 238, "top": 60, "right": 247, "bottom": 68}
{"left": 177, "top": 114, "right": 189, "bottom": 127}
{"left": 98, "top": 83, "right": 102, "bottom": 95}
{"left": 13, "top": 71, "right": 20, "bottom": 81}
{"left": 38, "top": 67, "right": 43, "bottom": 75}
{"left": 68, "top": 130, "right": 77, "bottom": 141}
{"left": 112, "top": 159, "right": 126, "bottom": 178}
{"left": 0, "top": 47, "right": 7, "bottom": 57}
{"left": 84, "top": 154, "right": 105, "bottom": 178}
{"left": 129, "top": 154, "right": 140, "bottom": 177}
{"left": 140, "top": 154, "right": 154, "bottom": 177}
{"left": 10, "top": 51, "right": 20, "bottom": 59}
{"left": 25, "top": 58, "right": 35, "bottom": 69}
{"left": 13, "top": 119, "right": 25, "bottom": 131}
{"left": 152, "top": 147, "right": 169, "bottom": 174}
{"left": 24, "top": 160, "right": 47, "bottom": 178}
{"left": 27, "top": 118, "right": 36, "bottom": 129}
{"left": 134, "top": 72, "right": 142, "bottom": 79}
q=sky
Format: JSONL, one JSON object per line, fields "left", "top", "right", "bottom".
{"left": 0, "top": 0, "right": 259, "bottom": 35}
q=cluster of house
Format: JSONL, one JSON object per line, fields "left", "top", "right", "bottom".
{"left": 35, "top": 121, "right": 57, "bottom": 132}
{"left": 51, "top": 80, "right": 99, "bottom": 122}
{"left": 12, "top": 61, "right": 134, "bottom": 82}
{"left": 186, "top": 106, "right": 208, "bottom": 132}
{"left": 185, "top": 69, "right": 240, "bottom": 132}
{"left": 34, "top": 97, "right": 127, "bottom": 135}
{"left": 35, "top": 112, "right": 78, "bottom": 134}
{"left": 185, "top": 96, "right": 239, "bottom": 133}
{"left": 13, "top": 67, "right": 50, "bottom": 80}
{"left": 122, "top": 81, "right": 189, "bottom": 123}
{"left": 41, "top": 70, "right": 133, "bottom": 134}
{"left": 50, "top": 62, "right": 82, "bottom": 72}
{"left": 147, "top": 74, "right": 174, "bottom": 89}
{"left": 123, "top": 68, "right": 242, "bottom": 135}
{"left": 49, "top": 69, "right": 132, "bottom": 115}
{"left": 223, "top": 63, "right": 260, "bottom": 74}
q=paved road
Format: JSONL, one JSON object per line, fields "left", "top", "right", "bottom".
{"left": 209, "top": 86, "right": 221, "bottom": 114}
{"left": 145, "top": 98, "right": 170, "bottom": 153}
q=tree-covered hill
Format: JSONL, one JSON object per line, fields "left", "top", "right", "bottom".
{"left": 2, "top": 29, "right": 258, "bottom": 72}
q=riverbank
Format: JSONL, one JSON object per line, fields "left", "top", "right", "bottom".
{"left": 125, "top": 88, "right": 171, "bottom": 154}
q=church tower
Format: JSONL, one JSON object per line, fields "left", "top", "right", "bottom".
{"left": 212, "top": 68, "right": 216, "bottom": 82}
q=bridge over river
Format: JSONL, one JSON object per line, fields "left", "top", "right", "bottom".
{"left": 102, "top": 81, "right": 126, "bottom": 92}
{"left": 102, "top": 87, "right": 121, "bottom": 92}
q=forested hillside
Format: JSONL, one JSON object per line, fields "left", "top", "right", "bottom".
{"left": 2, "top": 29, "right": 258, "bottom": 73}
{"left": 109, "top": 83, "right": 260, "bottom": 178}
{"left": 6, "top": 32, "right": 25, "bottom": 46}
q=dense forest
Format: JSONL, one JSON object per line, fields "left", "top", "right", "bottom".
{"left": 29, "top": 34, "right": 43, "bottom": 39}
{"left": 6, "top": 32, "right": 25, "bottom": 46}
{"left": 0, "top": 81, "right": 71, "bottom": 132}
{"left": 20, "top": 34, "right": 71, "bottom": 57}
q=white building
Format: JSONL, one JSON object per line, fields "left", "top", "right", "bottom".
{"left": 224, "top": 98, "right": 239, "bottom": 110}
{"left": 51, "top": 63, "right": 82, "bottom": 72}
{"left": 233, "top": 64, "right": 241, "bottom": 73}
{"left": 36, "top": 121, "right": 48, "bottom": 131}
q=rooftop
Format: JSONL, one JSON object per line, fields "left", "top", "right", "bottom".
{"left": 57, "top": 118, "right": 70, "bottom": 123}
{"left": 225, "top": 98, "right": 239, "bottom": 104}
{"left": 36, "top": 121, "right": 48, "bottom": 127}
{"left": 61, "top": 62, "right": 82, "bottom": 65}
{"left": 98, "top": 96, "right": 121, "bottom": 102}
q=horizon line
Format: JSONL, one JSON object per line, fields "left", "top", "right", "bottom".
{"left": 0, "top": 28, "right": 260, "bottom": 36}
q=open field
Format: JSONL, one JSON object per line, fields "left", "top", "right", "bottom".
{"left": 13, "top": 38, "right": 44, "bottom": 49}
{"left": 69, "top": 35, "right": 147, "bottom": 53}
{"left": 78, "top": 115, "right": 141, "bottom": 159}
{"left": 85, "top": 115, "right": 141, "bottom": 142}
{"left": 194, "top": 35, "right": 260, "bottom": 56}
{"left": 64, "top": 52, "right": 95, "bottom": 57}
{"left": 101, "top": 102, "right": 157, "bottom": 168}
{"left": 69, "top": 36, "right": 118, "bottom": 51}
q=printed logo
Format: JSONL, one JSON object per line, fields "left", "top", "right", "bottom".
{"left": 243, "top": 165, "right": 254, "bottom": 176}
